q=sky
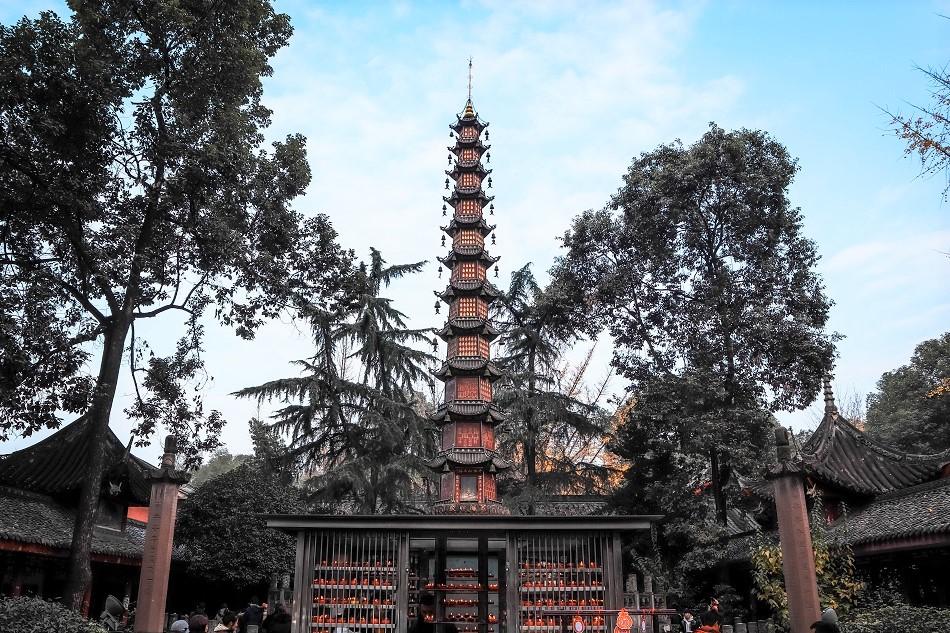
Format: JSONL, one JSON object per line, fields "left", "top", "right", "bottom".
{"left": 2, "top": 1, "right": 949, "bottom": 464}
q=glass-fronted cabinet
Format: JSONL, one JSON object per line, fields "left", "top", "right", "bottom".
{"left": 408, "top": 537, "right": 505, "bottom": 633}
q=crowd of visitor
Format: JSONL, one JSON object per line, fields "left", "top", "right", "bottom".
{"left": 669, "top": 598, "right": 840, "bottom": 633}
{"left": 169, "top": 597, "right": 291, "bottom": 633}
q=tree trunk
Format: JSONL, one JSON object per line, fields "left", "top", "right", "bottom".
{"left": 64, "top": 318, "right": 131, "bottom": 611}
{"left": 524, "top": 347, "right": 538, "bottom": 515}
{"left": 710, "top": 448, "right": 727, "bottom": 526}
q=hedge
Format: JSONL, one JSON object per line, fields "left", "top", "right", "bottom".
{"left": 0, "top": 596, "right": 107, "bottom": 633}
{"left": 841, "top": 604, "right": 950, "bottom": 633}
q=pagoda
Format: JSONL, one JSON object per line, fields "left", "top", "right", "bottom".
{"left": 428, "top": 65, "right": 510, "bottom": 514}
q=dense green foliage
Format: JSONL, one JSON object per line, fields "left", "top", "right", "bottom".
{"left": 751, "top": 496, "right": 863, "bottom": 627}
{"left": 493, "top": 264, "right": 611, "bottom": 507}
{"left": 189, "top": 450, "right": 251, "bottom": 488}
{"left": 236, "top": 249, "right": 437, "bottom": 513}
{"left": 0, "top": 0, "right": 353, "bottom": 605}
{"left": 865, "top": 331, "right": 950, "bottom": 453}
{"left": 555, "top": 123, "right": 836, "bottom": 530}
{"left": 0, "top": 596, "right": 106, "bottom": 633}
{"left": 842, "top": 604, "right": 950, "bottom": 633}
{"left": 176, "top": 462, "right": 304, "bottom": 588}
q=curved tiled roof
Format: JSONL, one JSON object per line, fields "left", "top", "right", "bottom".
{"left": 800, "top": 411, "right": 949, "bottom": 496}
{"left": 427, "top": 448, "right": 510, "bottom": 470}
{"left": 434, "top": 357, "right": 504, "bottom": 380}
{"left": 0, "top": 486, "right": 147, "bottom": 559}
{"left": 431, "top": 402, "right": 506, "bottom": 423}
{"left": 0, "top": 417, "right": 157, "bottom": 505}
{"left": 437, "top": 318, "right": 499, "bottom": 341}
{"left": 830, "top": 477, "right": 950, "bottom": 547}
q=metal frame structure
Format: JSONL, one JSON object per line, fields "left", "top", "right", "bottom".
{"left": 267, "top": 514, "right": 660, "bottom": 633}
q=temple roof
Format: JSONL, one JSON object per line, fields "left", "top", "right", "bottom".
{"left": 0, "top": 416, "right": 157, "bottom": 505}
{"left": 441, "top": 217, "right": 495, "bottom": 237}
{"left": 431, "top": 401, "right": 507, "bottom": 424}
{"left": 438, "top": 250, "right": 499, "bottom": 268}
{"left": 829, "top": 476, "right": 950, "bottom": 549}
{"left": 427, "top": 448, "right": 510, "bottom": 471}
{"left": 446, "top": 163, "right": 491, "bottom": 179}
{"left": 799, "top": 405, "right": 949, "bottom": 497}
{"left": 434, "top": 357, "right": 504, "bottom": 381}
{"left": 436, "top": 279, "right": 502, "bottom": 302}
{"left": 444, "top": 190, "right": 494, "bottom": 206}
{"left": 0, "top": 486, "right": 150, "bottom": 560}
{"left": 438, "top": 318, "right": 499, "bottom": 341}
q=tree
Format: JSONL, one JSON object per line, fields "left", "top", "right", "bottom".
{"left": 554, "top": 124, "right": 837, "bottom": 525}
{"left": 886, "top": 61, "right": 950, "bottom": 198}
{"left": 751, "top": 494, "right": 863, "bottom": 627}
{"left": 492, "top": 264, "right": 611, "bottom": 508}
{"left": 236, "top": 249, "right": 437, "bottom": 513}
{"left": 0, "top": 3, "right": 352, "bottom": 608}
{"left": 175, "top": 462, "right": 304, "bottom": 589}
{"left": 188, "top": 450, "right": 250, "bottom": 489}
{"left": 865, "top": 331, "right": 950, "bottom": 453}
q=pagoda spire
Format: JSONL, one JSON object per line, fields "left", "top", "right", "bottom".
{"left": 429, "top": 72, "right": 509, "bottom": 515}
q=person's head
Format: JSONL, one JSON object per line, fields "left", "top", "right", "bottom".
{"left": 189, "top": 614, "right": 209, "bottom": 633}
{"left": 419, "top": 592, "right": 436, "bottom": 620}
{"left": 250, "top": 595, "right": 260, "bottom": 606}
{"left": 821, "top": 608, "right": 838, "bottom": 624}
{"left": 700, "top": 612, "right": 718, "bottom": 626}
{"left": 683, "top": 610, "right": 693, "bottom": 620}
{"left": 222, "top": 614, "right": 237, "bottom": 630}
{"left": 709, "top": 598, "right": 719, "bottom": 612}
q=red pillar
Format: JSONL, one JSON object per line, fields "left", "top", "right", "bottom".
{"left": 135, "top": 436, "right": 189, "bottom": 633}
{"left": 769, "top": 426, "right": 821, "bottom": 633}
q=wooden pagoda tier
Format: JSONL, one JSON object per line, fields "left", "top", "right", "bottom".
{"left": 431, "top": 98, "right": 511, "bottom": 515}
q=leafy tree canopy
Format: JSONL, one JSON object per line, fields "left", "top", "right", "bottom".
{"left": 235, "top": 249, "right": 437, "bottom": 514}
{"left": 865, "top": 331, "right": 950, "bottom": 454}
{"left": 0, "top": 0, "right": 353, "bottom": 607}
{"left": 554, "top": 123, "right": 837, "bottom": 526}
{"left": 492, "top": 264, "right": 612, "bottom": 506}
{"left": 176, "top": 461, "right": 304, "bottom": 589}
{"left": 188, "top": 449, "right": 250, "bottom": 489}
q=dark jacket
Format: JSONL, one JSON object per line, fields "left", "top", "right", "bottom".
{"left": 264, "top": 611, "right": 291, "bottom": 633}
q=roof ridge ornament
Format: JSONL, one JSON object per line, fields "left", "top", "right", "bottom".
{"left": 823, "top": 374, "right": 839, "bottom": 416}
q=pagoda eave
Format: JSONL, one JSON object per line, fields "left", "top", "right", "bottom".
{"left": 440, "top": 219, "right": 496, "bottom": 237}
{"left": 430, "top": 401, "right": 507, "bottom": 424}
{"left": 437, "top": 319, "right": 499, "bottom": 341}
{"left": 433, "top": 358, "right": 504, "bottom": 381}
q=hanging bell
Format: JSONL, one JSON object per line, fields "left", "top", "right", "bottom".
{"left": 488, "top": 177, "right": 493, "bottom": 188}
{"left": 486, "top": 152, "right": 491, "bottom": 163}
{"left": 434, "top": 301, "right": 441, "bottom": 314}
{"left": 449, "top": 131, "right": 454, "bottom": 138}
{"left": 442, "top": 204, "right": 447, "bottom": 216}
{"left": 485, "top": 130, "right": 490, "bottom": 140}
{"left": 431, "top": 338, "right": 438, "bottom": 352}
{"left": 441, "top": 235, "right": 446, "bottom": 247}
{"left": 444, "top": 178, "right": 450, "bottom": 190}
{"left": 438, "top": 266, "right": 443, "bottom": 278}
{"left": 491, "top": 234, "right": 496, "bottom": 246}
{"left": 494, "top": 265, "right": 499, "bottom": 278}
{"left": 448, "top": 156, "right": 452, "bottom": 165}
{"left": 489, "top": 204, "right": 495, "bottom": 215}
{"left": 442, "top": 462, "right": 450, "bottom": 473}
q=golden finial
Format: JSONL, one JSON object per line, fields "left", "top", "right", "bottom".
{"left": 463, "top": 57, "right": 475, "bottom": 118}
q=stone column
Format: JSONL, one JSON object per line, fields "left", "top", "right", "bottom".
{"left": 135, "top": 436, "right": 190, "bottom": 633}
{"left": 768, "top": 426, "right": 820, "bottom": 633}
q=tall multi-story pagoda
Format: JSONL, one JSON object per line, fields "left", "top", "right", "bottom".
{"left": 428, "top": 65, "right": 510, "bottom": 514}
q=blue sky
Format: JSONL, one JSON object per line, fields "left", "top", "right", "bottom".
{"left": 2, "top": 1, "right": 949, "bottom": 462}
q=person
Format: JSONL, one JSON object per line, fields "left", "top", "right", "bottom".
{"left": 810, "top": 608, "right": 840, "bottom": 633}
{"left": 695, "top": 611, "right": 719, "bottom": 633}
{"left": 680, "top": 610, "right": 696, "bottom": 633}
{"left": 171, "top": 613, "right": 190, "bottom": 633}
{"left": 190, "top": 614, "right": 210, "bottom": 633}
{"left": 707, "top": 599, "right": 722, "bottom": 628}
{"left": 215, "top": 614, "right": 238, "bottom": 632}
{"left": 265, "top": 604, "right": 292, "bottom": 633}
{"left": 241, "top": 597, "right": 264, "bottom": 633}
{"left": 218, "top": 604, "right": 230, "bottom": 620}
{"left": 410, "top": 591, "right": 458, "bottom": 633}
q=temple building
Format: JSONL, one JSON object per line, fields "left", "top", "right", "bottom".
{"left": 429, "top": 89, "right": 510, "bottom": 514}
{"left": 0, "top": 417, "right": 164, "bottom": 613}
{"left": 714, "top": 380, "right": 950, "bottom": 611}
{"left": 268, "top": 78, "right": 661, "bottom": 633}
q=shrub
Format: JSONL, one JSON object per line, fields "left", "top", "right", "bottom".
{"left": 841, "top": 604, "right": 950, "bottom": 633}
{"left": 0, "top": 596, "right": 107, "bottom": 633}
